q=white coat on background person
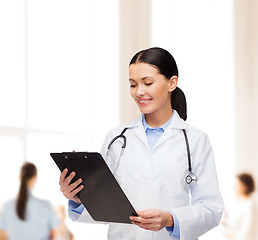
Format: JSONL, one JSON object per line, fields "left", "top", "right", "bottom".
{"left": 221, "top": 173, "right": 258, "bottom": 240}
{"left": 59, "top": 47, "right": 224, "bottom": 240}
{"left": 55, "top": 205, "right": 74, "bottom": 240}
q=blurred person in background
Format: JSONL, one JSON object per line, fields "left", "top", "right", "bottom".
{"left": 0, "top": 229, "right": 4, "bottom": 240}
{"left": 55, "top": 204, "right": 74, "bottom": 240}
{"left": 0, "top": 207, "right": 5, "bottom": 240}
{"left": 221, "top": 173, "right": 257, "bottom": 239}
{"left": 0, "top": 162, "right": 59, "bottom": 240}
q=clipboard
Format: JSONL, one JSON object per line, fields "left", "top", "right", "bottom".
{"left": 50, "top": 152, "right": 138, "bottom": 224}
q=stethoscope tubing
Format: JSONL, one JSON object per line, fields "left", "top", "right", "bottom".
{"left": 182, "top": 129, "right": 192, "bottom": 172}
{"left": 106, "top": 127, "right": 197, "bottom": 185}
{"left": 107, "top": 128, "right": 128, "bottom": 150}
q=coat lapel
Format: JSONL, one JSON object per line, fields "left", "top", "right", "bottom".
{"left": 124, "top": 115, "right": 150, "bottom": 151}
{"left": 151, "top": 111, "right": 188, "bottom": 151}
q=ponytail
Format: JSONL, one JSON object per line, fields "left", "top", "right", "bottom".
{"left": 130, "top": 47, "right": 187, "bottom": 121}
{"left": 16, "top": 177, "right": 28, "bottom": 220}
{"left": 171, "top": 87, "right": 187, "bottom": 121}
{"left": 16, "top": 162, "right": 37, "bottom": 220}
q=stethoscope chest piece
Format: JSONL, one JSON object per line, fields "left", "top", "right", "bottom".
{"left": 185, "top": 172, "right": 198, "bottom": 185}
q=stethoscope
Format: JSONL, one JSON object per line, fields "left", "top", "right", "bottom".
{"left": 106, "top": 128, "right": 198, "bottom": 185}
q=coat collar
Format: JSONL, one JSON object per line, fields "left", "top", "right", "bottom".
{"left": 124, "top": 110, "right": 188, "bottom": 130}
{"left": 122, "top": 110, "right": 188, "bottom": 151}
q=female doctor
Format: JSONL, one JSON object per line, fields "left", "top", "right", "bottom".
{"left": 59, "top": 47, "right": 224, "bottom": 240}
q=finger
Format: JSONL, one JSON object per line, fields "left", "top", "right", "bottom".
{"left": 68, "top": 178, "right": 83, "bottom": 192}
{"left": 64, "top": 183, "right": 84, "bottom": 198}
{"left": 65, "top": 184, "right": 84, "bottom": 199}
{"left": 64, "top": 171, "right": 76, "bottom": 185}
{"left": 137, "top": 209, "right": 160, "bottom": 219}
{"left": 130, "top": 216, "right": 153, "bottom": 224}
{"left": 59, "top": 168, "right": 68, "bottom": 185}
{"left": 132, "top": 221, "right": 152, "bottom": 227}
{"left": 132, "top": 221, "right": 159, "bottom": 231}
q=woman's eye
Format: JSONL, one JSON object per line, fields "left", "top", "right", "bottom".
{"left": 145, "top": 82, "right": 153, "bottom": 86}
{"left": 130, "top": 85, "right": 137, "bottom": 88}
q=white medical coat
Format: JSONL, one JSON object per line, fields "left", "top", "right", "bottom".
{"left": 222, "top": 195, "right": 258, "bottom": 239}
{"left": 76, "top": 111, "right": 224, "bottom": 240}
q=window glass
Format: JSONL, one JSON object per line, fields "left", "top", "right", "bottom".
{"left": 27, "top": 0, "right": 91, "bottom": 132}
{"left": 0, "top": 0, "right": 25, "bottom": 127}
{"left": 0, "top": 137, "right": 23, "bottom": 204}
{"left": 1, "top": 0, "right": 118, "bottom": 239}
{"left": 27, "top": 0, "right": 119, "bottom": 134}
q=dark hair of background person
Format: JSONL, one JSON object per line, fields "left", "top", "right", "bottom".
{"left": 129, "top": 47, "right": 187, "bottom": 121}
{"left": 237, "top": 173, "right": 255, "bottom": 195}
{"left": 16, "top": 162, "right": 37, "bottom": 220}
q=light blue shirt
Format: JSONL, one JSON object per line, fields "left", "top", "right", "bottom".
{"left": 68, "top": 113, "right": 180, "bottom": 238}
{"left": 142, "top": 114, "right": 172, "bottom": 150}
{"left": 68, "top": 200, "right": 84, "bottom": 221}
{"left": 0, "top": 192, "right": 59, "bottom": 240}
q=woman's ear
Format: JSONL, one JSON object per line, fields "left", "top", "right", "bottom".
{"left": 168, "top": 76, "right": 178, "bottom": 92}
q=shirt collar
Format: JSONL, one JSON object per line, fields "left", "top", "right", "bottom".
{"left": 142, "top": 112, "right": 174, "bottom": 132}
{"left": 124, "top": 110, "right": 187, "bottom": 130}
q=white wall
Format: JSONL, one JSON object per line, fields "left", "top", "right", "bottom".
{"left": 234, "top": 0, "right": 258, "bottom": 182}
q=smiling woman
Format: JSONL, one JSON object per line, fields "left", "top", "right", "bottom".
{"left": 59, "top": 47, "right": 224, "bottom": 240}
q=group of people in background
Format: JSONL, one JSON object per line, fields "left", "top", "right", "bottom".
{"left": 0, "top": 161, "right": 257, "bottom": 239}
{"left": 0, "top": 162, "right": 73, "bottom": 240}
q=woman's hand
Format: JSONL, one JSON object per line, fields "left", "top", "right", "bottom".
{"left": 129, "top": 209, "right": 174, "bottom": 232}
{"left": 59, "top": 168, "right": 84, "bottom": 204}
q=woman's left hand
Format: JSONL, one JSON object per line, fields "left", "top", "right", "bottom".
{"left": 129, "top": 209, "right": 174, "bottom": 232}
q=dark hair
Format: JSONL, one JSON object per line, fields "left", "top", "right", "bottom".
{"left": 16, "top": 162, "right": 37, "bottom": 220}
{"left": 237, "top": 173, "right": 255, "bottom": 195}
{"left": 129, "top": 47, "right": 187, "bottom": 120}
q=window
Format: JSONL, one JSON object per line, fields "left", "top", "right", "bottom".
{"left": 0, "top": 0, "right": 118, "bottom": 239}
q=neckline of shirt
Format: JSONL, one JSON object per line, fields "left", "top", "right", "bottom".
{"left": 142, "top": 111, "right": 174, "bottom": 132}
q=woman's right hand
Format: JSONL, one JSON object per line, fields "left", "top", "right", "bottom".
{"left": 59, "top": 168, "right": 84, "bottom": 205}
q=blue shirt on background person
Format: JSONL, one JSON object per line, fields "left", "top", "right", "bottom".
{"left": 0, "top": 191, "right": 59, "bottom": 240}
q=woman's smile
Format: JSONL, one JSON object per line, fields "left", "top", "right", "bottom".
{"left": 137, "top": 98, "right": 153, "bottom": 106}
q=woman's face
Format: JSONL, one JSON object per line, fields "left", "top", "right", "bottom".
{"left": 129, "top": 63, "right": 177, "bottom": 116}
